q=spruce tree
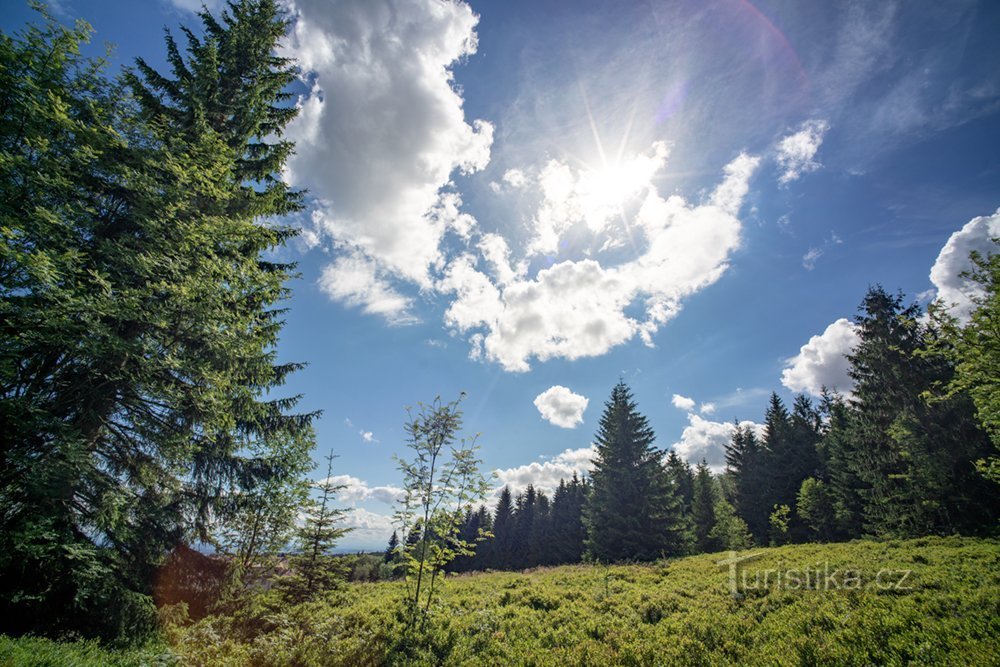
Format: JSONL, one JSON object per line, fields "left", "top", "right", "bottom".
{"left": 490, "top": 486, "right": 516, "bottom": 569}
{"left": 724, "top": 423, "right": 767, "bottom": 543}
{"left": 281, "top": 451, "right": 352, "bottom": 602}
{"left": 692, "top": 461, "right": 718, "bottom": 553}
{"left": 0, "top": 1, "right": 312, "bottom": 640}
{"left": 384, "top": 531, "right": 400, "bottom": 564}
{"left": 584, "top": 382, "right": 689, "bottom": 561}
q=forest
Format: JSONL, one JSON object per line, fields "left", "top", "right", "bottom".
{"left": 1, "top": 1, "right": 998, "bottom": 664}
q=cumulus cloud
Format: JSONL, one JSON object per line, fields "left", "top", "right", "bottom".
{"left": 323, "top": 475, "right": 404, "bottom": 505}
{"left": 441, "top": 149, "right": 760, "bottom": 371}
{"left": 776, "top": 119, "right": 829, "bottom": 184}
{"left": 780, "top": 318, "right": 859, "bottom": 398}
{"left": 929, "top": 208, "right": 1000, "bottom": 322}
{"left": 318, "top": 251, "right": 417, "bottom": 324}
{"left": 533, "top": 386, "right": 589, "bottom": 428}
{"left": 492, "top": 446, "right": 596, "bottom": 496}
{"left": 671, "top": 394, "right": 695, "bottom": 411}
{"left": 360, "top": 431, "right": 377, "bottom": 443}
{"left": 283, "top": 0, "right": 493, "bottom": 302}
{"left": 671, "top": 415, "right": 764, "bottom": 472}
{"left": 340, "top": 507, "right": 395, "bottom": 550}
{"left": 699, "top": 402, "right": 716, "bottom": 415}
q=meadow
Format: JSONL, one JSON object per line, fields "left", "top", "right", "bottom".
{"left": 4, "top": 535, "right": 997, "bottom": 666}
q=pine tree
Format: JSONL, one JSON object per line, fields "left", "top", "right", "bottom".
{"left": 0, "top": 2, "right": 312, "bottom": 640}
{"left": 692, "top": 461, "right": 718, "bottom": 553}
{"left": 584, "top": 382, "right": 689, "bottom": 561}
{"left": 281, "top": 451, "right": 352, "bottom": 602}
{"left": 846, "top": 286, "right": 998, "bottom": 535}
{"left": 724, "top": 423, "right": 767, "bottom": 543}
{"left": 665, "top": 451, "right": 695, "bottom": 513}
{"left": 489, "top": 486, "right": 516, "bottom": 569}
{"left": 384, "top": 531, "right": 400, "bottom": 564}
{"left": 512, "top": 485, "right": 538, "bottom": 568}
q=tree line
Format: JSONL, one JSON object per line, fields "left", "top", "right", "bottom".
{"left": 386, "top": 280, "right": 1000, "bottom": 571}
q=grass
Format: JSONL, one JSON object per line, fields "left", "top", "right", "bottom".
{"left": 0, "top": 635, "right": 175, "bottom": 667}
{"left": 4, "top": 536, "right": 999, "bottom": 666}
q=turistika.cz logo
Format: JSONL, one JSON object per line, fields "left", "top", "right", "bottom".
{"left": 717, "top": 551, "right": 914, "bottom": 596}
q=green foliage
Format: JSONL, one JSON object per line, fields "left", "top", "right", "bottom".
{"left": 707, "top": 498, "right": 753, "bottom": 550}
{"left": 692, "top": 461, "right": 718, "bottom": 552}
{"left": 394, "top": 394, "right": 489, "bottom": 622}
{"left": 929, "top": 244, "right": 1000, "bottom": 482}
{"left": 280, "top": 451, "right": 352, "bottom": 603}
{"left": 0, "top": 1, "right": 314, "bottom": 641}
{"left": 585, "top": 381, "right": 690, "bottom": 561}
{"left": 0, "top": 635, "right": 176, "bottom": 667}
{"left": 724, "top": 422, "right": 769, "bottom": 542}
{"left": 796, "top": 477, "right": 836, "bottom": 541}
{"left": 159, "top": 536, "right": 1000, "bottom": 666}
{"left": 769, "top": 504, "right": 792, "bottom": 546}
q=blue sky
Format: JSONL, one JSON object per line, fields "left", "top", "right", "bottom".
{"left": 6, "top": 0, "right": 1000, "bottom": 549}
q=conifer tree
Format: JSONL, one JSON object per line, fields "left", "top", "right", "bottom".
{"left": 281, "top": 451, "right": 352, "bottom": 602}
{"left": 489, "top": 486, "right": 516, "bottom": 569}
{"left": 384, "top": 531, "right": 400, "bottom": 564}
{"left": 692, "top": 461, "right": 718, "bottom": 553}
{"left": 0, "top": 1, "right": 312, "bottom": 639}
{"left": 725, "top": 423, "right": 767, "bottom": 543}
{"left": 584, "top": 382, "right": 689, "bottom": 561}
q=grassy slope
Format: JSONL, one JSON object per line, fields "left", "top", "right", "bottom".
{"left": 5, "top": 536, "right": 999, "bottom": 666}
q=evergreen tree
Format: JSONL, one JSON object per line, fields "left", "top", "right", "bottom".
{"left": 512, "top": 485, "right": 538, "bottom": 568}
{"left": 0, "top": 2, "right": 312, "bottom": 640}
{"left": 384, "top": 531, "right": 400, "bottom": 564}
{"left": 281, "top": 451, "right": 352, "bottom": 602}
{"left": 847, "top": 286, "right": 998, "bottom": 535}
{"left": 692, "top": 461, "right": 718, "bottom": 553}
{"left": 665, "top": 451, "right": 695, "bottom": 513}
{"left": 489, "top": 486, "right": 516, "bottom": 569}
{"left": 817, "top": 390, "right": 865, "bottom": 538}
{"left": 584, "top": 382, "right": 689, "bottom": 561}
{"left": 547, "top": 475, "right": 588, "bottom": 565}
{"left": 724, "top": 423, "right": 767, "bottom": 543}
{"left": 928, "top": 244, "right": 1000, "bottom": 482}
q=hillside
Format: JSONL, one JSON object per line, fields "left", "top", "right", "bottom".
{"left": 6, "top": 536, "right": 997, "bottom": 666}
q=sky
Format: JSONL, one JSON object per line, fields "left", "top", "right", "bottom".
{"left": 5, "top": 0, "right": 1000, "bottom": 549}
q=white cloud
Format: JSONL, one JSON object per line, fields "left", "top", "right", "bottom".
{"left": 503, "top": 168, "right": 527, "bottom": 188}
{"left": 340, "top": 507, "right": 395, "bottom": 550}
{"left": 780, "top": 318, "right": 859, "bottom": 398}
{"left": 318, "top": 250, "right": 416, "bottom": 324}
{"left": 323, "top": 475, "right": 403, "bottom": 505}
{"left": 533, "top": 386, "right": 589, "bottom": 428}
{"left": 492, "top": 446, "right": 595, "bottom": 496}
{"left": 671, "top": 394, "right": 695, "bottom": 412}
{"left": 671, "top": 414, "right": 764, "bottom": 472}
{"left": 776, "top": 119, "right": 830, "bottom": 185}
{"left": 283, "top": 0, "right": 493, "bottom": 294}
{"left": 360, "top": 431, "right": 377, "bottom": 443}
{"left": 929, "top": 208, "right": 1000, "bottom": 322}
{"left": 441, "top": 150, "right": 760, "bottom": 371}
{"left": 802, "top": 247, "right": 823, "bottom": 270}
{"left": 699, "top": 402, "right": 716, "bottom": 415}
{"left": 529, "top": 142, "right": 671, "bottom": 255}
